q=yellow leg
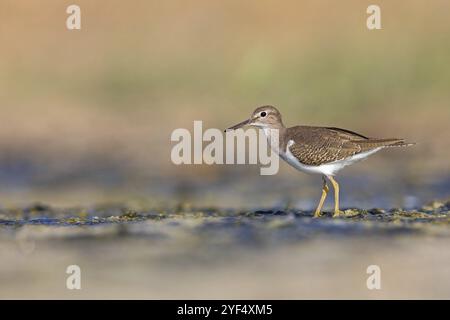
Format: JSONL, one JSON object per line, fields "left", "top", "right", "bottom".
{"left": 327, "top": 175, "right": 344, "bottom": 217}
{"left": 313, "top": 176, "right": 329, "bottom": 218}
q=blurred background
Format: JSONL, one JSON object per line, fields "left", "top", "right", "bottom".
{"left": 0, "top": 0, "right": 449, "bottom": 209}
{"left": 1, "top": 0, "right": 450, "bottom": 300}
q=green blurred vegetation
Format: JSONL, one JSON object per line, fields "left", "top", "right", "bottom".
{"left": 0, "top": 0, "right": 449, "bottom": 204}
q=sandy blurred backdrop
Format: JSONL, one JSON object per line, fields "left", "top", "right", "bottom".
{"left": 2, "top": 0, "right": 450, "bottom": 301}
{"left": 0, "top": 0, "right": 449, "bottom": 207}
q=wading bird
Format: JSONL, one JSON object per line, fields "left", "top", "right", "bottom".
{"left": 227, "top": 106, "right": 414, "bottom": 217}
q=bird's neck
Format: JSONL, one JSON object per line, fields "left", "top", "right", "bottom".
{"left": 262, "top": 123, "right": 286, "bottom": 135}
{"left": 261, "top": 125, "right": 286, "bottom": 154}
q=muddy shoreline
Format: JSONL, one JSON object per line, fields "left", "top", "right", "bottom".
{"left": 2, "top": 200, "right": 450, "bottom": 299}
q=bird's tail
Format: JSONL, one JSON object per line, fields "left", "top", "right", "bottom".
{"left": 355, "top": 138, "right": 415, "bottom": 149}
{"left": 384, "top": 139, "right": 416, "bottom": 148}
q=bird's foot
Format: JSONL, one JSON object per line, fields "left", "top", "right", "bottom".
{"left": 313, "top": 211, "right": 322, "bottom": 218}
{"left": 332, "top": 210, "right": 345, "bottom": 218}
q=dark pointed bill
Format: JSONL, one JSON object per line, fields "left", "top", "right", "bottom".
{"left": 225, "top": 119, "right": 250, "bottom": 132}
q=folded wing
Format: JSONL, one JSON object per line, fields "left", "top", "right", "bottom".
{"left": 287, "top": 126, "right": 411, "bottom": 166}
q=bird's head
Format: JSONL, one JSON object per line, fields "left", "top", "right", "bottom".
{"left": 226, "top": 105, "right": 284, "bottom": 131}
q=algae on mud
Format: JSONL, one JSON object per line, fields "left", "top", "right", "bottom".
{"left": 1, "top": 199, "right": 450, "bottom": 299}
{"left": 1, "top": 200, "right": 449, "bottom": 226}
{"left": 1, "top": 200, "right": 450, "bottom": 250}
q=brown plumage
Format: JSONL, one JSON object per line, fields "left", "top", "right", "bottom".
{"left": 286, "top": 126, "right": 413, "bottom": 166}
{"left": 227, "top": 105, "right": 414, "bottom": 218}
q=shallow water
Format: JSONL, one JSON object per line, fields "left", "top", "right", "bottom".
{"left": 1, "top": 200, "right": 450, "bottom": 299}
{"left": 0, "top": 157, "right": 449, "bottom": 299}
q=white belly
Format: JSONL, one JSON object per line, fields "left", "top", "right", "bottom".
{"left": 281, "top": 140, "right": 383, "bottom": 176}
{"left": 260, "top": 129, "right": 382, "bottom": 176}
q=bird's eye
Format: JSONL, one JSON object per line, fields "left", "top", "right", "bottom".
{"left": 260, "top": 111, "right": 267, "bottom": 117}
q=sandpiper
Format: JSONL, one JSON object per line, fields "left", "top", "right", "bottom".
{"left": 227, "top": 105, "right": 414, "bottom": 218}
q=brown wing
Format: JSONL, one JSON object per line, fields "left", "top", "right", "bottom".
{"left": 287, "top": 126, "right": 406, "bottom": 166}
